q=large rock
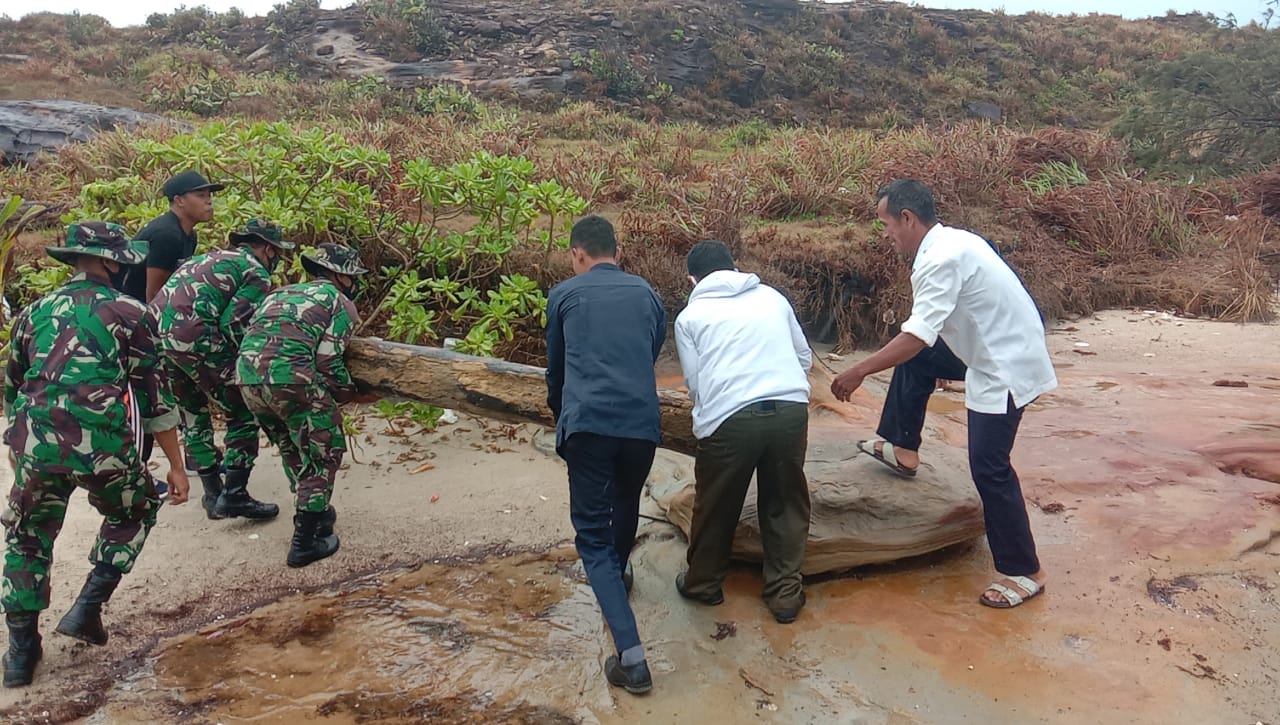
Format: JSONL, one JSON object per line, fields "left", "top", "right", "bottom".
{"left": 966, "top": 102, "right": 1003, "bottom": 123}
{"left": 651, "top": 371, "right": 984, "bottom": 574}
{"left": 0, "top": 100, "right": 169, "bottom": 166}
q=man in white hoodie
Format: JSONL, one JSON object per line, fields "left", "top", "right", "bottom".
{"left": 674, "top": 240, "right": 813, "bottom": 624}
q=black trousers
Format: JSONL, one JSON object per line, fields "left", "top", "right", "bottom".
{"left": 559, "top": 432, "right": 656, "bottom": 653}
{"left": 876, "top": 340, "right": 1041, "bottom": 577}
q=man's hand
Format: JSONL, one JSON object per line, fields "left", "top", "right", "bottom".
{"left": 347, "top": 391, "right": 382, "bottom": 405}
{"left": 830, "top": 368, "right": 866, "bottom": 402}
{"left": 166, "top": 468, "right": 190, "bottom": 505}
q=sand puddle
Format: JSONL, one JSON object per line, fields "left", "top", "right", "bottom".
{"left": 102, "top": 551, "right": 612, "bottom": 724}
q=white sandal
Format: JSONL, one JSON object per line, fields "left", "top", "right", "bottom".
{"left": 980, "top": 575, "right": 1045, "bottom": 608}
{"left": 857, "top": 439, "right": 918, "bottom": 478}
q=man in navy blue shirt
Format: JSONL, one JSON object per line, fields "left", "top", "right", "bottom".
{"left": 545, "top": 215, "right": 665, "bottom": 695}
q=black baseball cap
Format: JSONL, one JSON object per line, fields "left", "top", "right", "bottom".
{"left": 162, "top": 170, "right": 226, "bottom": 200}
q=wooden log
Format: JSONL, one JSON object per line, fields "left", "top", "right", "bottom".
{"left": 346, "top": 337, "right": 698, "bottom": 455}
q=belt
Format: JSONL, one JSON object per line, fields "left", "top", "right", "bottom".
{"left": 745, "top": 400, "right": 778, "bottom": 412}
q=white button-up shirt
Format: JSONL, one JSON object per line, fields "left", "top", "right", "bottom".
{"left": 899, "top": 224, "right": 1057, "bottom": 414}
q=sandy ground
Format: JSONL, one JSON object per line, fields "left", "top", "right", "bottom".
{"left": 0, "top": 309, "right": 1277, "bottom": 724}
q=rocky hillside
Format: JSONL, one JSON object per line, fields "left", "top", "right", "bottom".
{"left": 0, "top": 0, "right": 1240, "bottom": 132}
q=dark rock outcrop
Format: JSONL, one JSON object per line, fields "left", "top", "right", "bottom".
{"left": 0, "top": 100, "right": 169, "bottom": 166}
{"left": 966, "top": 102, "right": 1003, "bottom": 123}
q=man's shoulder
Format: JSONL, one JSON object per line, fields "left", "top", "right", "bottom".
{"left": 134, "top": 212, "right": 180, "bottom": 240}
{"left": 547, "top": 276, "right": 576, "bottom": 299}
{"left": 936, "top": 225, "right": 991, "bottom": 253}
{"left": 209, "top": 249, "right": 261, "bottom": 276}
{"left": 275, "top": 282, "right": 338, "bottom": 313}
{"left": 50, "top": 284, "right": 145, "bottom": 326}
{"left": 611, "top": 267, "right": 657, "bottom": 290}
{"left": 262, "top": 281, "right": 311, "bottom": 304}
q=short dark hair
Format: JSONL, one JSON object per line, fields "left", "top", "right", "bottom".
{"left": 876, "top": 179, "right": 938, "bottom": 225}
{"left": 569, "top": 215, "right": 617, "bottom": 258}
{"left": 687, "top": 240, "right": 735, "bottom": 279}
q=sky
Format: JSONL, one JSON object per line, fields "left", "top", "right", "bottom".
{"left": 12, "top": 0, "right": 1272, "bottom": 27}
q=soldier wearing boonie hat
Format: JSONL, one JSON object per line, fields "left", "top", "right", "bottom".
{"left": 2, "top": 222, "right": 190, "bottom": 688}
{"left": 150, "top": 219, "right": 296, "bottom": 523}
{"left": 235, "top": 243, "right": 379, "bottom": 569}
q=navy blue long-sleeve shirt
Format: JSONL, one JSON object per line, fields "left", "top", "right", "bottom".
{"left": 544, "top": 263, "right": 666, "bottom": 450}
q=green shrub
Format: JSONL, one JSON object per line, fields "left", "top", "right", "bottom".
{"left": 414, "top": 84, "right": 482, "bottom": 118}
{"left": 573, "top": 49, "right": 646, "bottom": 100}
{"left": 723, "top": 119, "right": 771, "bottom": 149}
{"left": 362, "top": 0, "right": 450, "bottom": 59}
{"left": 59, "top": 122, "right": 586, "bottom": 357}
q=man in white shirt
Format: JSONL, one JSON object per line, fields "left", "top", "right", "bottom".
{"left": 831, "top": 179, "right": 1056, "bottom": 609}
{"left": 674, "top": 240, "right": 813, "bottom": 624}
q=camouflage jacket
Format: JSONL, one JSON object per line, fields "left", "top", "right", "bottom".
{"left": 3, "top": 274, "right": 180, "bottom": 473}
{"left": 235, "top": 280, "right": 360, "bottom": 401}
{"left": 151, "top": 247, "right": 271, "bottom": 360}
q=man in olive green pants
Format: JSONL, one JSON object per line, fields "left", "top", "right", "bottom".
{"left": 674, "top": 240, "right": 813, "bottom": 624}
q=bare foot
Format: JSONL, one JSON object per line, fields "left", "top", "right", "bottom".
{"left": 872, "top": 440, "right": 919, "bottom": 470}
{"left": 981, "top": 570, "right": 1048, "bottom": 607}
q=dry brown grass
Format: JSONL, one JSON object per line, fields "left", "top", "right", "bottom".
{"left": 5, "top": 111, "right": 1276, "bottom": 347}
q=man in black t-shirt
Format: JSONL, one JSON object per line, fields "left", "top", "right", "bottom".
{"left": 125, "top": 170, "right": 225, "bottom": 468}
{"left": 122, "top": 170, "right": 225, "bottom": 303}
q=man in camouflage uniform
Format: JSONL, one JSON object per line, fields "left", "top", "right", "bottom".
{"left": 236, "top": 243, "right": 375, "bottom": 568}
{"left": 2, "top": 223, "right": 190, "bottom": 688}
{"left": 151, "top": 219, "right": 294, "bottom": 521}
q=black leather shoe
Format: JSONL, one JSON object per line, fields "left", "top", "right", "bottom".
{"left": 675, "top": 572, "right": 724, "bottom": 606}
{"left": 604, "top": 655, "right": 652, "bottom": 695}
{"left": 622, "top": 561, "right": 634, "bottom": 595}
{"left": 771, "top": 592, "right": 807, "bottom": 624}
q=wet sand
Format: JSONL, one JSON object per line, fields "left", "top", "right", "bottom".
{"left": 1, "top": 310, "right": 1277, "bottom": 724}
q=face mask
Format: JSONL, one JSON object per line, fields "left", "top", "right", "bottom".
{"left": 265, "top": 250, "right": 281, "bottom": 273}
{"left": 345, "top": 276, "right": 363, "bottom": 300}
{"left": 107, "top": 263, "right": 131, "bottom": 292}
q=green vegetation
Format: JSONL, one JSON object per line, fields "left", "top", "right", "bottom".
{"left": 1117, "top": 28, "right": 1280, "bottom": 173}
{"left": 361, "top": 0, "right": 450, "bottom": 60}
{"left": 0, "top": 3, "right": 1277, "bottom": 354}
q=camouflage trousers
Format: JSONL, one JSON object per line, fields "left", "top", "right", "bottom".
{"left": 1, "top": 459, "right": 159, "bottom": 613}
{"left": 239, "top": 384, "right": 345, "bottom": 513}
{"left": 165, "top": 351, "right": 260, "bottom": 471}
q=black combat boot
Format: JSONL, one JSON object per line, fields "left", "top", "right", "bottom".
{"left": 55, "top": 563, "right": 122, "bottom": 646}
{"left": 3, "top": 612, "right": 42, "bottom": 687}
{"left": 318, "top": 506, "right": 337, "bottom": 539}
{"left": 287, "top": 510, "right": 340, "bottom": 568}
{"left": 197, "top": 467, "right": 226, "bottom": 520}
{"left": 214, "top": 467, "right": 279, "bottom": 520}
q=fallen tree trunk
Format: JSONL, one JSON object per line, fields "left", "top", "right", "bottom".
{"left": 347, "top": 337, "right": 985, "bottom": 574}
{"left": 346, "top": 337, "right": 697, "bottom": 455}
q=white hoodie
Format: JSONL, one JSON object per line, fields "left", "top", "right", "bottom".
{"left": 675, "top": 270, "right": 812, "bottom": 439}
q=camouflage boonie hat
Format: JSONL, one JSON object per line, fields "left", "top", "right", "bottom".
{"left": 301, "top": 242, "right": 368, "bottom": 277}
{"left": 47, "top": 222, "right": 143, "bottom": 266}
{"left": 229, "top": 218, "right": 296, "bottom": 250}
